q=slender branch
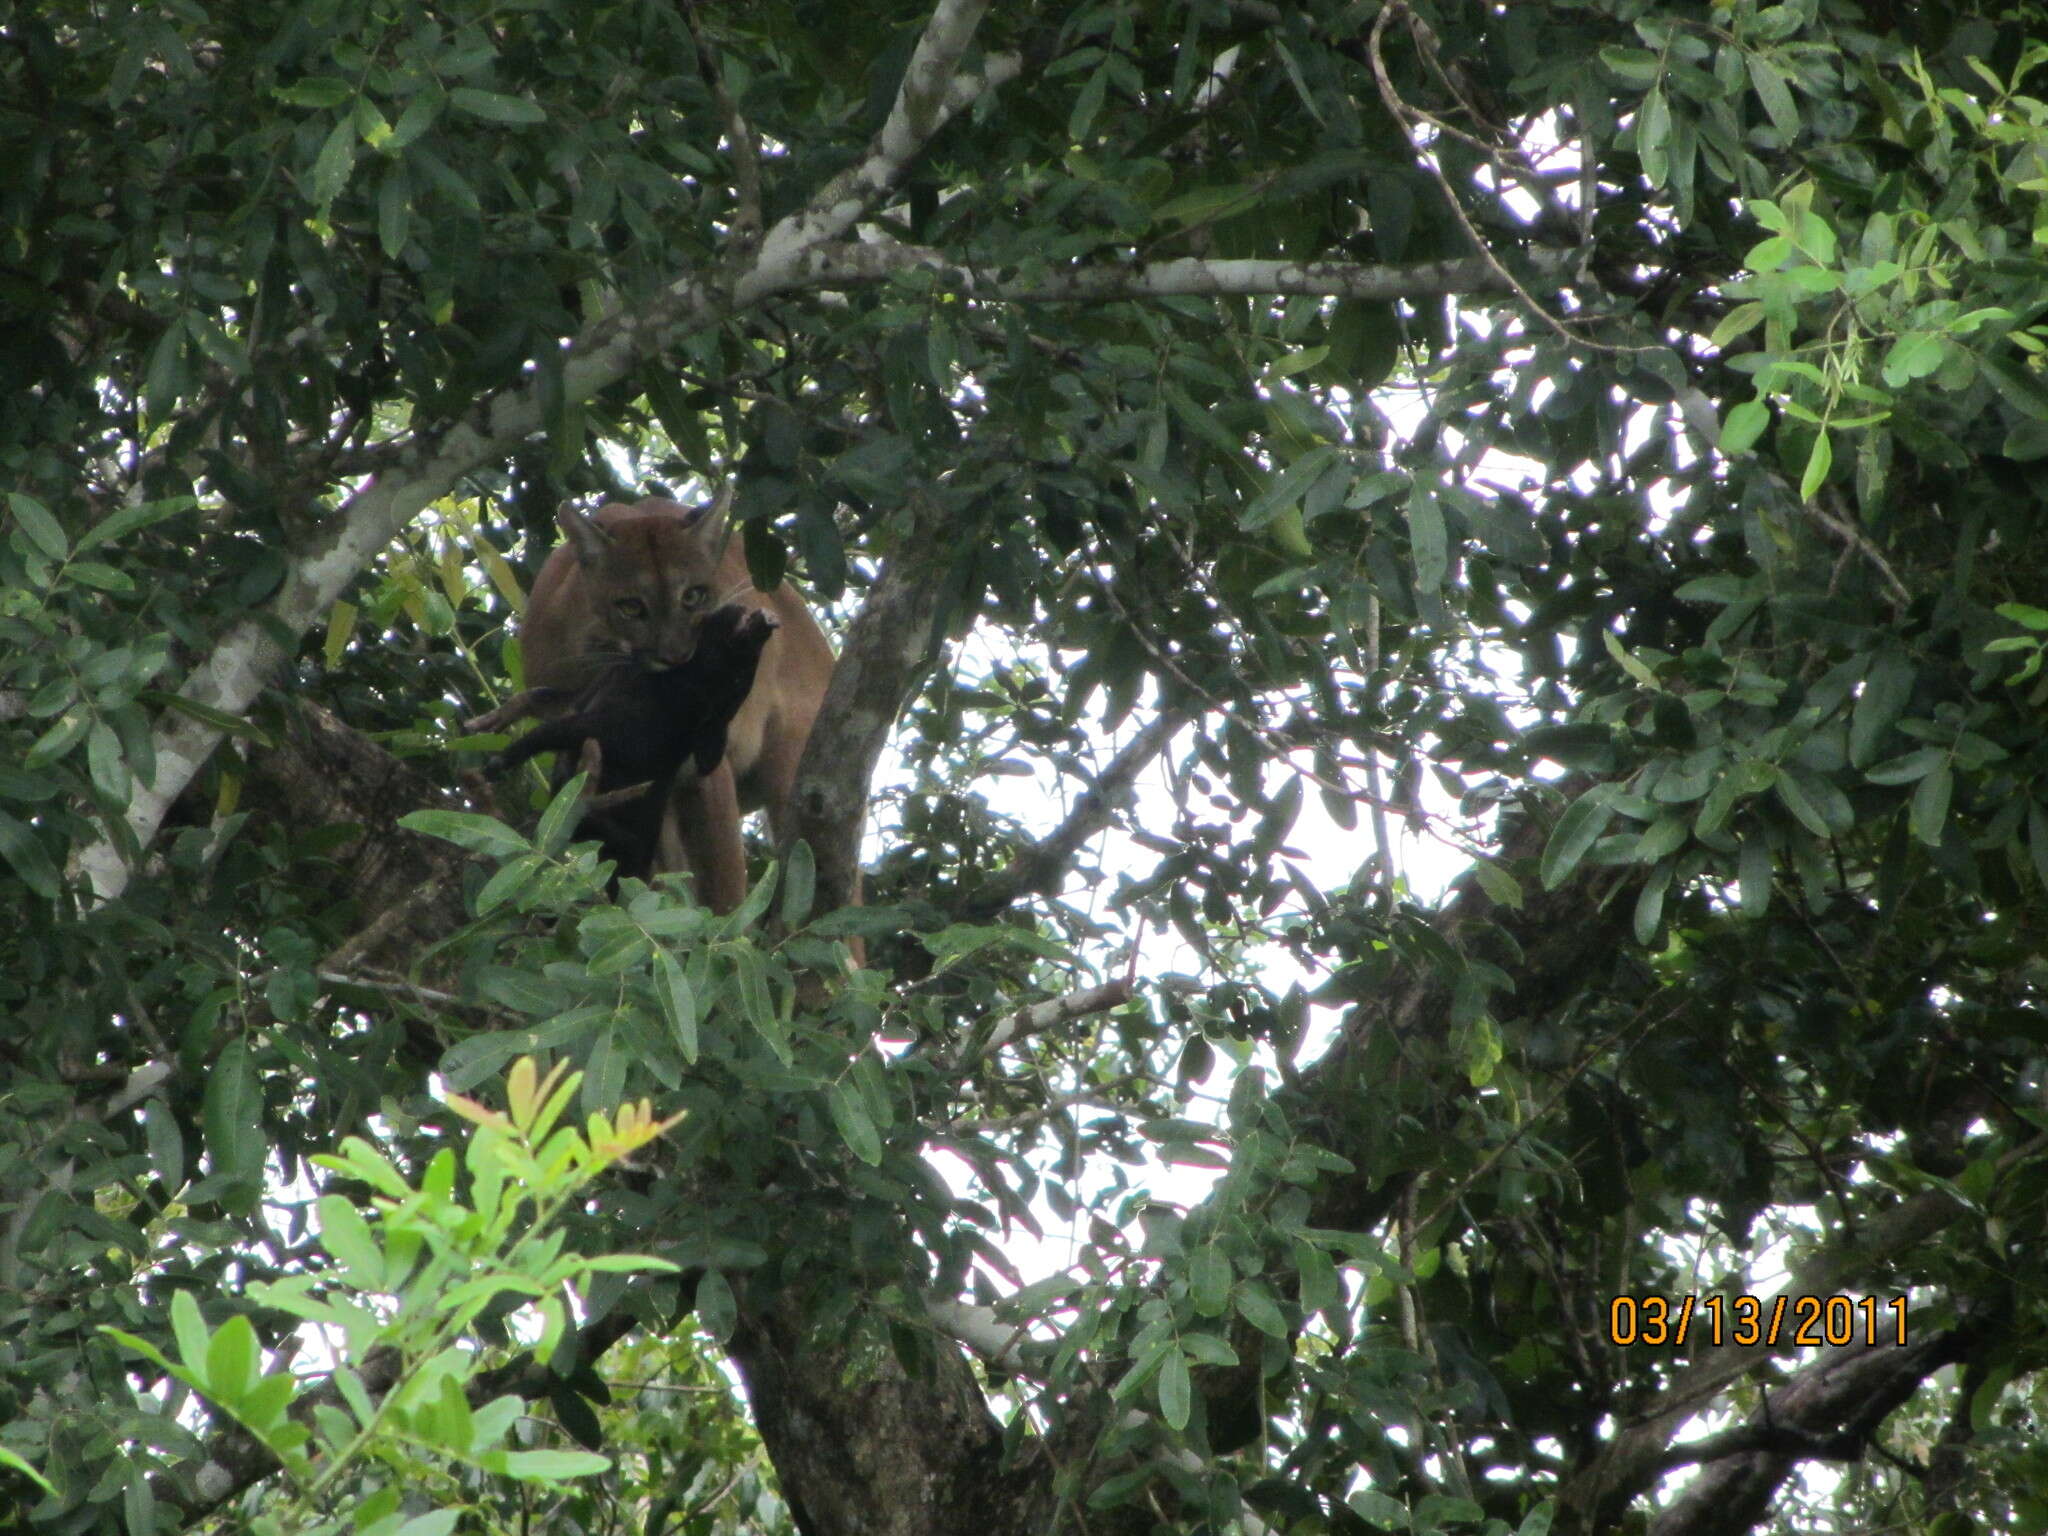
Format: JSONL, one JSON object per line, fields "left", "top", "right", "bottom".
{"left": 962, "top": 711, "right": 1187, "bottom": 920}
{"left": 950, "top": 978, "right": 1135, "bottom": 1072}
{"left": 1367, "top": 3, "right": 1610, "bottom": 352}
{"left": 679, "top": 0, "right": 763, "bottom": 256}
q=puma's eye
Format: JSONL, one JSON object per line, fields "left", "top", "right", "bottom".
{"left": 614, "top": 597, "right": 648, "bottom": 619}
{"left": 682, "top": 585, "right": 710, "bottom": 610}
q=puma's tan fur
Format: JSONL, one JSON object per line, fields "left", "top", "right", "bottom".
{"left": 514, "top": 494, "right": 838, "bottom": 913}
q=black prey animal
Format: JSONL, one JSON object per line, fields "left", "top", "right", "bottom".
{"left": 469, "top": 603, "right": 781, "bottom": 886}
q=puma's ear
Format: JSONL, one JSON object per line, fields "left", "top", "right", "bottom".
{"left": 682, "top": 480, "right": 736, "bottom": 546}
{"left": 558, "top": 507, "right": 614, "bottom": 568}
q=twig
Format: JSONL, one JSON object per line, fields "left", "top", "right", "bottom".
{"left": 951, "top": 978, "right": 1135, "bottom": 1073}
{"left": 962, "top": 712, "right": 1187, "bottom": 919}
{"left": 1367, "top": 3, "right": 1621, "bottom": 354}
{"left": 679, "top": 0, "right": 763, "bottom": 259}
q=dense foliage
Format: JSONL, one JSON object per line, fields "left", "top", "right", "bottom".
{"left": 7, "top": 0, "right": 2048, "bottom": 1533}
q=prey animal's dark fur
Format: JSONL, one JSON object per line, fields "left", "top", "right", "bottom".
{"left": 479, "top": 603, "right": 780, "bottom": 884}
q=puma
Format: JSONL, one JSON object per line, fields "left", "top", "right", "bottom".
{"left": 477, "top": 603, "right": 780, "bottom": 887}
{"left": 487, "top": 492, "right": 840, "bottom": 914}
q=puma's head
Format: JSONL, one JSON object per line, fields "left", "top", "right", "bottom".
{"left": 559, "top": 492, "right": 735, "bottom": 670}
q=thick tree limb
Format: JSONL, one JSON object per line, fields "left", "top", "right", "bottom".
{"left": 790, "top": 240, "right": 1583, "bottom": 305}
{"left": 1556, "top": 1179, "right": 1995, "bottom": 1531}
{"left": 787, "top": 504, "right": 955, "bottom": 913}
{"left": 725, "top": 1286, "right": 1056, "bottom": 1536}
{"left": 994, "top": 249, "right": 1582, "bottom": 303}
{"left": 1645, "top": 1317, "right": 1985, "bottom": 1536}
{"left": 754, "top": 0, "right": 1013, "bottom": 270}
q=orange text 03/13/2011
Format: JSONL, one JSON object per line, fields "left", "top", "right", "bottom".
{"left": 1605, "top": 1294, "right": 1909, "bottom": 1349}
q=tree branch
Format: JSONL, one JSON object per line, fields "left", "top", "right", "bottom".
{"left": 783, "top": 240, "right": 1584, "bottom": 306}
{"left": 1557, "top": 1175, "right": 2005, "bottom": 1530}
{"left": 754, "top": 0, "right": 1016, "bottom": 270}
{"left": 962, "top": 708, "right": 1187, "bottom": 920}
{"left": 950, "top": 978, "right": 1136, "bottom": 1072}
{"left": 1645, "top": 1317, "right": 1985, "bottom": 1536}
{"left": 994, "top": 249, "right": 1582, "bottom": 303}
{"left": 787, "top": 504, "right": 954, "bottom": 914}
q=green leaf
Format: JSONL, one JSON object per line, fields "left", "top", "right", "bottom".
{"left": 534, "top": 771, "right": 590, "bottom": 856}
{"left": 477, "top": 965, "right": 569, "bottom": 1017}
{"left": 1469, "top": 857, "right": 1523, "bottom": 908}
{"left": 1850, "top": 653, "right": 1914, "bottom": 767}
{"left": 170, "top": 1291, "right": 211, "bottom": 1378}
{"left": 449, "top": 87, "right": 546, "bottom": 124}
{"left": 781, "top": 838, "right": 817, "bottom": 927}
{"left": 1865, "top": 746, "right": 1946, "bottom": 785}
{"left": 1997, "top": 602, "right": 2048, "bottom": 633}
{"left": 25, "top": 708, "right": 90, "bottom": 769}
{"left": 828, "top": 1080, "right": 882, "bottom": 1165}
{"left": 1910, "top": 761, "right": 1953, "bottom": 846}
{"left": 1746, "top": 54, "right": 1801, "bottom": 140}
{"left": 1799, "top": 430, "right": 1833, "bottom": 500}
{"left": 144, "top": 1098, "right": 185, "bottom": 1194}
{"left": 1737, "top": 836, "right": 1773, "bottom": 916}
{"left": 1638, "top": 86, "right": 1671, "bottom": 186}
{"left": 655, "top": 949, "right": 697, "bottom": 1062}
{"left": 0, "top": 810, "right": 60, "bottom": 900}
{"left": 65, "top": 560, "right": 133, "bottom": 592}
{"left": 86, "top": 719, "right": 129, "bottom": 807}
{"left": 1405, "top": 486, "right": 1448, "bottom": 592}
{"left": 377, "top": 164, "right": 412, "bottom": 258}
{"left": 696, "top": 1270, "right": 737, "bottom": 1342}
{"left": 725, "top": 862, "right": 780, "bottom": 933}
{"left": 1882, "top": 332, "right": 1945, "bottom": 387}
{"left": 0, "top": 1449, "right": 53, "bottom": 1499}
{"left": 399, "top": 809, "right": 532, "bottom": 858}
{"left": 1541, "top": 787, "right": 1617, "bottom": 889}
{"left": 274, "top": 76, "right": 353, "bottom": 108}
{"left": 310, "top": 114, "right": 358, "bottom": 209}
{"left": 206, "top": 1314, "right": 260, "bottom": 1403}
{"left": 317, "top": 1195, "right": 384, "bottom": 1288}
{"left": 203, "top": 1038, "right": 261, "bottom": 1184}
{"left": 474, "top": 854, "right": 539, "bottom": 916}
{"left": 1349, "top": 1489, "right": 1410, "bottom": 1530}
{"left": 1178, "top": 1331, "right": 1238, "bottom": 1369}
{"left": 1599, "top": 47, "right": 1662, "bottom": 85}
{"left": 1633, "top": 864, "right": 1672, "bottom": 944}
{"left": 1773, "top": 774, "right": 1829, "bottom": 836}
{"left": 1189, "top": 1245, "right": 1231, "bottom": 1315}
{"left": 145, "top": 690, "right": 276, "bottom": 746}
{"left": 438, "top": 1031, "right": 529, "bottom": 1092}
{"left": 1155, "top": 1346, "right": 1191, "bottom": 1430}
{"left": 1294, "top": 1238, "right": 1342, "bottom": 1318}
{"left": 76, "top": 496, "right": 195, "bottom": 553}
{"left": 8, "top": 493, "right": 68, "bottom": 559}
{"left": 1233, "top": 1279, "right": 1290, "bottom": 1338}
{"left": 1720, "top": 399, "right": 1770, "bottom": 453}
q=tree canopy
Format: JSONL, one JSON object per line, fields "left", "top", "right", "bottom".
{"left": 7, "top": 1, "right": 2048, "bottom": 1533}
